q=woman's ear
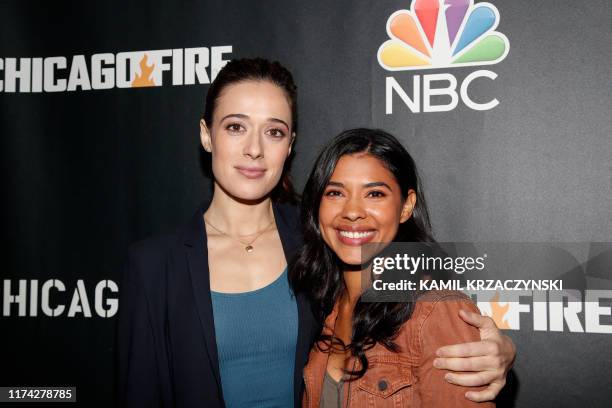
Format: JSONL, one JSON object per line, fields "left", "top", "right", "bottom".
{"left": 400, "top": 190, "right": 417, "bottom": 223}
{"left": 200, "top": 119, "right": 212, "bottom": 152}
{"left": 288, "top": 132, "right": 296, "bottom": 156}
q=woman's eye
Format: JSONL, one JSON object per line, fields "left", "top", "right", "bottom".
{"left": 324, "top": 190, "right": 342, "bottom": 197}
{"left": 267, "top": 128, "right": 286, "bottom": 138}
{"left": 226, "top": 123, "right": 245, "bottom": 133}
{"left": 367, "top": 190, "right": 386, "bottom": 198}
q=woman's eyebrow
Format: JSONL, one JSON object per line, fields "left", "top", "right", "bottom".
{"left": 363, "top": 181, "right": 392, "bottom": 190}
{"left": 326, "top": 181, "right": 392, "bottom": 190}
{"left": 220, "top": 113, "right": 248, "bottom": 122}
{"left": 219, "top": 114, "right": 289, "bottom": 129}
{"left": 268, "top": 118, "right": 289, "bottom": 129}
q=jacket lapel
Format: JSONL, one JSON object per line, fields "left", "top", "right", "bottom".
{"left": 272, "top": 202, "right": 301, "bottom": 260}
{"left": 183, "top": 204, "right": 224, "bottom": 402}
{"left": 273, "top": 202, "right": 315, "bottom": 408}
{"left": 303, "top": 302, "right": 339, "bottom": 408}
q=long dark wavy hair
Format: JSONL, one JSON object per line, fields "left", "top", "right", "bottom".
{"left": 289, "top": 128, "right": 434, "bottom": 378}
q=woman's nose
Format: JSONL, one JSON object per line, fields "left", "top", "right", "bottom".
{"left": 243, "top": 132, "right": 263, "bottom": 159}
{"left": 342, "top": 196, "right": 366, "bottom": 221}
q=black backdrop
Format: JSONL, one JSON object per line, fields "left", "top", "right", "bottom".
{"left": 2, "top": 1, "right": 611, "bottom": 407}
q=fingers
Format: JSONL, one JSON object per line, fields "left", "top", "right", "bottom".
{"left": 436, "top": 339, "right": 500, "bottom": 358}
{"left": 500, "top": 334, "right": 517, "bottom": 368}
{"left": 434, "top": 355, "right": 502, "bottom": 372}
{"left": 465, "top": 381, "right": 505, "bottom": 402}
{"left": 444, "top": 370, "right": 497, "bottom": 387}
{"left": 458, "top": 309, "right": 498, "bottom": 330}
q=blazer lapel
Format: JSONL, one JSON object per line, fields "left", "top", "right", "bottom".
{"left": 272, "top": 202, "right": 301, "bottom": 259}
{"left": 183, "top": 205, "right": 224, "bottom": 401}
{"left": 272, "top": 202, "right": 317, "bottom": 407}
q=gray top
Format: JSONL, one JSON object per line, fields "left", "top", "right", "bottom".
{"left": 320, "top": 371, "right": 344, "bottom": 408}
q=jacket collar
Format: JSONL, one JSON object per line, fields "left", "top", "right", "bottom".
{"left": 182, "top": 200, "right": 223, "bottom": 401}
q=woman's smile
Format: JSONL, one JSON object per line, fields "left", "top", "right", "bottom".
{"left": 335, "top": 226, "right": 377, "bottom": 246}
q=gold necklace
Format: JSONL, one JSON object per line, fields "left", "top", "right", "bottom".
{"left": 204, "top": 217, "right": 275, "bottom": 253}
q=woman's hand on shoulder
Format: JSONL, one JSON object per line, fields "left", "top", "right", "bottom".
{"left": 433, "top": 309, "right": 516, "bottom": 402}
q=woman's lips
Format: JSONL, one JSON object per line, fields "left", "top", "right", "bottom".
{"left": 335, "top": 228, "right": 376, "bottom": 246}
{"left": 235, "top": 166, "right": 266, "bottom": 179}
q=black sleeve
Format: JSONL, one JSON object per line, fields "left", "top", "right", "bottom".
{"left": 117, "top": 249, "right": 162, "bottom": 408}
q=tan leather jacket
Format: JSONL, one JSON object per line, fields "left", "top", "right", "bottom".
{"left": 302, "top": 290, "right": 495, "bottom": 407}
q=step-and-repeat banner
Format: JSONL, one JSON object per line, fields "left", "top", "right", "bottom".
{"left": 2, "top": 1, "right": 611, "bottom": 407}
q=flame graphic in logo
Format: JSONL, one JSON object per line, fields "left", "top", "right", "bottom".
{"left": 132, "top": 54, "right": 156, "bottom": 87}
{"left": 489, "top": 292, "right": 510, "bottom": 329}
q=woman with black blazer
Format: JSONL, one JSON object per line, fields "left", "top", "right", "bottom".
{"left": 117, "top": 198, "right": 316, "bottom": 407}
{"left": 118, "top": 58, "right": 316, "bottom": 407}
{"left": 117, "top": 58, "right": 516, "bottom": 408}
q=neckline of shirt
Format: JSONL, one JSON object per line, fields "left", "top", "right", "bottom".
{"left": 211, "top": 266, "right": 288, "bottom": 297}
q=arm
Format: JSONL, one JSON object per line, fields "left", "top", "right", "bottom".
{"left": 417, "top": 295, "right": 495, "bottom": 407}
{"left": 434, "top": 310, "right": 516, "bottom": 402}
{"left": 116, "top": 250, "right": 161, "bottom": 407}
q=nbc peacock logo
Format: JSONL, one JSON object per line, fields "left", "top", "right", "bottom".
{"left": 378, "top": 0, "right": 510, "bottom": 113}
{"left": 378, "top": 0, "right": 509, "bottom": 71}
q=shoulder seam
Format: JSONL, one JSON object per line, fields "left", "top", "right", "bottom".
{"left": 415, "top": 291, "right": 475, "bottom": 364}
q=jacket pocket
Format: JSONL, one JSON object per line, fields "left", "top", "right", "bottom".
{"left": 353, "top": 356, "right": 415, "bottom": 405}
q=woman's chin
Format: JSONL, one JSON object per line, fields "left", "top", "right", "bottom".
{"left": 336, "top": 253, "right": 364, "bottom": 268}
{"left": 219, "top": 184, "right": 275, "bottom": 203}
{"left": 235, "top": 191, "right": 270, "bottom": 203}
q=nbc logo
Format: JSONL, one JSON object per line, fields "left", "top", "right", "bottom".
{"left": 378, "top": 0, "right": 510, "bottom": 113}
{"left": 378, "top": 0, "right": 509, "bottom": 70}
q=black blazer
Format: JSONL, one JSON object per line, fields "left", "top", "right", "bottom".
{"left": 117, "top": 201, "right": 319, "bottom": 407}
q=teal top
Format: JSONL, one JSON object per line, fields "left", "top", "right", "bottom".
{"left": 211, "top": 267, "right": 298, "bottom": 407}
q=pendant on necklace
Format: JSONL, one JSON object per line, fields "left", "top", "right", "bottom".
{"left": 245, "top": 245, "right": 254, "bottom": 253}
